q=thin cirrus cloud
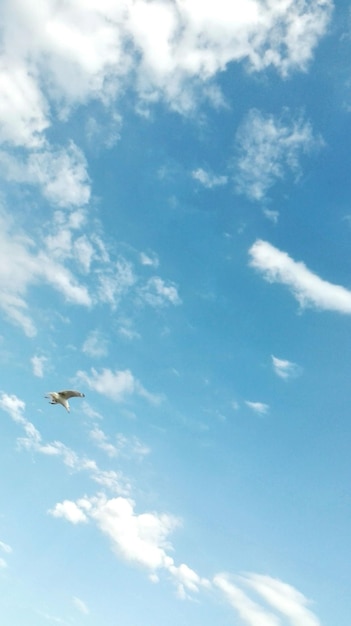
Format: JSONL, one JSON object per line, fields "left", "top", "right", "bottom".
{"left": 214, "top": 573, "right": 321, "bottom": 626}
{"left": 249, "top": 239, "right": 351, "bottom": 314}
{"left": 245, "top": 401, "right": 269, "bottom": 415}
{"left": 234, "top": 109, "right": 323, "bottom": 201}
{"left": 271, "top": 355, "right": 301, "bottom": 380}
{"left": 0, "top": 392, "right": 130, "bottom": 496}
{"left": 72, "top": 597, "right": 89, "bottom": 616}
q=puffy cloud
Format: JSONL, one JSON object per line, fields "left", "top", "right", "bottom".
{"left": 271, "top": 355, "right": 301, "bottom": 380}
{"left": 245, "top": 401, "right": 269, "bottom": 415}
{"left": 249, "top": 240, "right": 351, "bottom": 314}
{"left": 77, "top": 367, "right": 161, "bottom": 405}
{"left": 51, "top": 494, "right": 180, "bottom": 572}
{"left": 234, "top": 109, "right": 323, "bottom": 201}
{"left": 0, "top": 0, "right": 332, "bottom": 153}
{"left": 50, "top": 500, "right": 88, "bottom": 525}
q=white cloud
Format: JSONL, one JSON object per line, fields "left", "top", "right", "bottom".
{"left": 249, "top": 239, "right": 351, "bottom": 314}
{"left": 0, "top": 143, "right": 91, "bottom": 208}
{"left": 77, "top": 367, "right": 161, "bottom": 405}
{"left": 214, "top": 574, "right": 280, "bottom": 626}
{"left": 0, "top": 541, "right": 12, "bottom": 554}
{"left": 89, "top": 426, "right": 118, "bottom": 457}
{"left": 0, "top": 60, "right": 49, "bottom": 148}
{"left": 139, "top": 277, "right": 182, "bottom": 307}
{"left": 82, "top": 330, "right": 108, "bottom": 358}
{"left": 140, "top": 251, "right": 159, "bottom": 268}
{"left": 51, "top": 494, "right": 180, "bottom": 572}
{"left": 271, "top": 355, "right": 301, "bottom": 380}
{"left": 0, "top": 0, "right": 332, "bottom": 158}
{"left": 97, "top": 258, "right": 136, "bottom": 308}
{"left": 169, "top": 563, "right": 210, "bottom": 599}
{"left": 73, "top": 597, "right": 89, "bottom": 615}
{"left": 90, "top": 427, "right": 150, "bottom": 460}
{"left": 192, "top": 168, "right": 228, "bottom": 188}
{"left": 50, "top": 500, "right": 88, "bottom": 525}
{"left": 0, "top": 392, "right": 130, "bottom": 495}
{"left": 245, "top": 401, "right": 269, "bottom": 415}
{"left": 31, "top": 355, "right": 48, "bottom": 378}
{"left": 243, "top": 574, "right": 321, "bottom": 626}
{"left": 0, "top": 209, "right": 91, "bottom": 335}
{"left": 234, "top": 109, "right": 323, "bottom": 200}
{"left": 215, "top": 573, "right": 322, "bottom": 626}
{"left": 0, "top": 540, "right": 12, "bottom": 569}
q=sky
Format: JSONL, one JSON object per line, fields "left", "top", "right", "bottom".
{"left": 0, "top": 1, "right": 350, "bottom": 624}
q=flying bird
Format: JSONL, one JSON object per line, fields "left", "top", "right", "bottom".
{"left": 45, "top": 390, "right": 85, "bottom": 412}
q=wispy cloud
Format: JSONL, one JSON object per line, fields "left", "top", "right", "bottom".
{"left": 271, "top": 355, "right": 301, "bottom": 380}
{"left": 89, "top": 426, "right": 150, "bottom": 460}
{"left": 192, "top": 168, "right": 228, "bottom": 189}
{"left": 215, "top": 574, "right": 280, "bottom": 626}
{"left": 31, "top": 355, "right": 49, "bottom": 378}
{"left": 72, "top": 597, "right": 89, "bottom": 616}
{"left": 234, "top": 109, "right": 323, "bottom": 201}
{"left": 140, "top": 251, "right": 159, "bottom": 268}
{"left": 243, "top": 573, "right": 321, "bottom": 626}
{"left": 215, "top": 573, "right": 321, "bottom": 626}
{"left": 245, "top": 401, "right": 269, "bottom": 415}
{"left": 0, "top": 540, "right": 12, "bottom": 569}
{"left": 249, "top": 240, "right": 351, "bottom": 314}
{"left": 0, "top": 392, "right": 130, "bottom": 495}
{"left": 0, "top": 143, "right": 91, "bottom": 208}
{"left": 0, "top": 204, "right": 182, "bottom": 335}
{"left": 139, "top": 277, "right": 182, "bottom": 307}
{"left": 82, "top": 330, "right": 108, "bottom": 359}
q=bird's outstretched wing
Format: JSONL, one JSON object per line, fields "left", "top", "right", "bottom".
{"left": 58, "top": 390, "right": 85, "bottom": 400}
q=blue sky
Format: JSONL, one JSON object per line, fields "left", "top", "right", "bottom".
{"left": 0, "top": 1, "right": 350, "bottom": 624}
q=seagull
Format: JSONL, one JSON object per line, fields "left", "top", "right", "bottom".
{"left": 45, "top": 390, "right": 85, "bottom": 413}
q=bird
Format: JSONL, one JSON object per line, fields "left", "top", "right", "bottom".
{"left": 45, "top": 390, "right": 85, "bottom": 412}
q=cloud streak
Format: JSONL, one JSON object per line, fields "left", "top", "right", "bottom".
{"left": 249, "top": 239, "right": 351, "bottom": 314}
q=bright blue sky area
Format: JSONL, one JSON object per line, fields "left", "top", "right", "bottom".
{"left": 0, "top": 1, "right": 350, "bottom": 625}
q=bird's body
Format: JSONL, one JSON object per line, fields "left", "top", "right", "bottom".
{"left": 45, "top": 390, "right": 85, "bottom": 412}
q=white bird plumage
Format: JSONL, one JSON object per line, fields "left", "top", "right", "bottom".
{"left": 45, "top": 390, "right": 85, "bottom": 412}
